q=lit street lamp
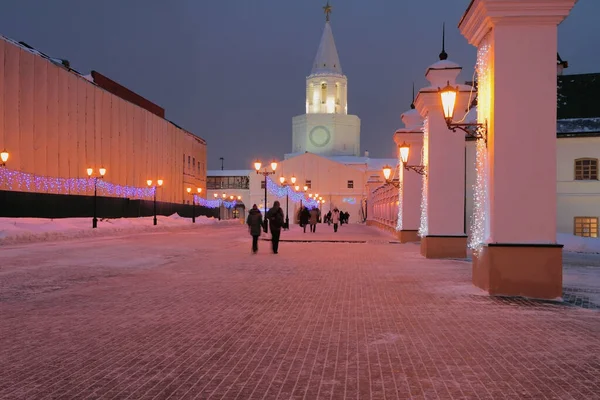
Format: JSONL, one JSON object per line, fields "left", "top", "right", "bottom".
{"left": 254, "top": 159, "right": 278, "bottom": 233}
{"left": 147, "top": 179, "right": 164, "bottom": 225}
{"left": 0, "top": 149, "right": 9, "bottom": 167}
{"left": 86, "top": 167, "right": 106, "bottom": 228}
{"left": 213, "top": 193, "right": 221, "bottom": 220}
{"left": 186, "top": 187, "right": 198, "bottom": 223}
{"left": 197, "top": 187, "right": 203, "bottom": 222}
{"left": 279, "top": 175, "right": 296, "bottom": 229}
{"left": 439, "top": 81, "right": 487, "bottom": 144}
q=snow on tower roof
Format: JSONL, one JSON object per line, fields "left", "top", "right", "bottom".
{"left": 310, "top": 21, "right": 343, "bottom": 76}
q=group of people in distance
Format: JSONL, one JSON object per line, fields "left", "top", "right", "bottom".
{"left": 246, "top": 202, "right": 349, "bottom": 254}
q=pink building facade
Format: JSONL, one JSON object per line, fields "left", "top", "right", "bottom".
{"left": 0, "top": 35, "right": 206, "bottom": 205}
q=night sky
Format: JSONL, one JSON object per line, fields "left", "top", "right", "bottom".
{"left": 1, "top": 0, "right": 598, "bottom": 170}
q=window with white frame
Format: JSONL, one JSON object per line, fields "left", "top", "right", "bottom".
{"left": 574, "top": 217, "right": 598, "bottom": 238}
{"left": 575, "top": 158, "right": 598, "bottom": 180}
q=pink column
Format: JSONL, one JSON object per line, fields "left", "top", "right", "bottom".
{"left": 393, "top": 105, "right": 423, "bottom": 243}
{"left": 414, "top": 58, "right": 472, "bottom": 258}
{"left": 459, "top": 0, "right": 576, "bottom": 299}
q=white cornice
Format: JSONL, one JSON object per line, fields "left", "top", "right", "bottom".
{"left": 459, "top": 0, "right": 578, "bottom": 46}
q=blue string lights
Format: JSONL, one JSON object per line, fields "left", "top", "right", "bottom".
{"left": 193, "top": 196, "right": 237, "bottom": 209}
{"left": 0, "top": 167, "right": 155, "bottom": 198}
{"left": 266, "top": 177, "right": 318, "bottom": 208}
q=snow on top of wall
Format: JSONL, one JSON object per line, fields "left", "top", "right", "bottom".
{"left": 427, "top": 60, "right": 461, "bottom": 70}
{"left": 559, "top": 233, "right": 600, "bottom": 254}
{"left": 207, "top": 170, "right": 252, "bottom": 177}
{"left": 0, "top": 215, "right": 233, "bottom": 245}
{"left": 557, "top": 118, "right": 600, "bottom": 134}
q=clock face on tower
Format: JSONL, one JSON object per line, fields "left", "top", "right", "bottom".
{"left": 309, "top": 125, "right": 331, "bottom": 148}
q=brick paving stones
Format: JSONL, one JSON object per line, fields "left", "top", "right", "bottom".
{"left": 1, "top": 224, "right": 599, "bottom": 399}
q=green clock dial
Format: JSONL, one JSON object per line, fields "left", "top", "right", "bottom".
{"left": 309, "top": 125, "right": 331, "bottom": 147}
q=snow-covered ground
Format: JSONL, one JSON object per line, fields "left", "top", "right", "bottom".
{"left": 0, "top": 214, "right": 239, "bottom": 245}
{"left": 3, "top": 216, "right": 599, "bottom": 252}
{"left": 1, "top": 223, "right": 599, "bottom": 399}
{"left": 1, "top": 216, "right": 598, "bottom": 305}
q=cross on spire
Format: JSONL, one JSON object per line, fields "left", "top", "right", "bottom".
{"left": 323, "top": 1, "right": 332, "bottom": 22}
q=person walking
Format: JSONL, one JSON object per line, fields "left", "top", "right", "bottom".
{"left": 266, "top": 200, "right": 284, "bottom": 254}
{"left": 326, "top": 210, "right": 332, "bottom": 226}
{"left": 309, "top": 207, "right": 319, "bottom": 233}
{"left": 332, "top": 208, "right": 340, "bottom": 233}
{"left": 246, "top": 204, "right": 263, "bottom": 254}
{"left": 300, "top": 206, "right": 310, "bottom": 233}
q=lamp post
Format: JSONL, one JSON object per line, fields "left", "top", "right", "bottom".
{"left": 254, "top": 159, "right": 278, "bottom": 233}
{"left": 0, "top": 149, "right": 8, "bottom": 167}
{"left": 213, "top": 193, "right": 221, "bottom": 220}
{"left": 279, "top": 175, "right": 296, "bottom": 229}
{"left": 439, "top": 81, "right": 487, "bottom": 145}
{"left": 147, "top": 179, "right": 164, "bottom": 225}
{"left": 86, "top": 167, "right": 106, "bottom": 229}
{"left": 186, "top": 187, "right": 196, "bottom": 223}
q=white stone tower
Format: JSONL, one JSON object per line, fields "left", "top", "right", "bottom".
{"left": 291, "top": 3, "right": 361, "bottom": 157}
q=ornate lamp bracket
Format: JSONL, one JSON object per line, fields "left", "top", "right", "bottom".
{"left": 385, "top": 180, "right": 401, "bottom": 189}
{"left": 403, "top": 165, "right": 427, "bottom": 176}
{"left": 446, "top": 121, "right": 488, "bottom": 146}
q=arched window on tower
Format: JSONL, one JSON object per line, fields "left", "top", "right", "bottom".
{"left": 335, "top": 83, "right": 340, "bottom": 105}
{"left": 321, "top": 83, "right": 327, "bottom": 104}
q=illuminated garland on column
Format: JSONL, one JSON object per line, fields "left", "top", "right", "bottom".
{"left": 418, "top": 117, "right": 429, "bottom": 237}
{"left": 0, "top": 167, "right": 155, "bottom": 198}
{"left": 395, "top": 162, "right": 403, "bottom": 231}
{"left": 469, "top": 34, "right": 491, "bottom": 251}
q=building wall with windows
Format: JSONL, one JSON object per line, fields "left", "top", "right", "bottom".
{"left": 464, "top": 133, "right": 600, "bottom": 237}
{"left": 208, "top": 153, "right": 393, "bottom": 223}
{"left": 556, "top": 136, "right": 600, "bottom": 236}
{"left": 0, "top": 35, "right": 206, "bottom": 205}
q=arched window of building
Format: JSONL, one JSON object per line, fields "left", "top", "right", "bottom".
{"left": 335, "top": 83, "right": 340, "bottom": 105}
{"left": 321, "top": 83, "right": 327, "bottom": 104}
{"left": 575, "top": 158, "right": 598, "bottom": 180}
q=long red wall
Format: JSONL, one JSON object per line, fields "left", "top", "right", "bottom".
{"left": 0, "top": 36, "right": 206, "bottom": 204}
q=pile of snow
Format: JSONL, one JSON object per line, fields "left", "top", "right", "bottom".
{"left": 558, "top": 233, "right": 600, "bottom": 254}
{"left": 0, "top": 214, "right": 236, "bottom": 245}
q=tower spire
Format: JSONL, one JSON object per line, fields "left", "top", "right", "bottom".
{"left": 410, "top": 82, "right": 415, "bottom": 109}
{"left": 324, "top": 1, "right": 332, "bottom": 22}
{"left": 439, "top": 22, "right": 448, "bottom": 60}
{"left": 311, "top": 3, "right": 343, "bottom": 76}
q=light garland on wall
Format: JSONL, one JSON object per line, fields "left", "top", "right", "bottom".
{"left": 266, "top": 177, "right": 319, "bottom": 208}
{"left": 0, "top": 167, "right": 155, "bottom": 198}
{"left": 193, "top": 197, "right": 237, "bottom": 209}
{"left": 469, "top": 34, "right": 492, "bottom": 252}
{"left": 418, "top": 117, "right": 429, "bottom": 237}
{"left": 395, "top": 161, "right": 403, "bottom": 231}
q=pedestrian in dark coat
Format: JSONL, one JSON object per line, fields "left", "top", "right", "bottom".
{"left": 300, "top": 207, "right": 310, "bottom": 233}
{"left": 309, "top": 208, "right": 319, "bottom": 233}
{"left": 246, "top": 204, "right": 263, "bottom": 253}
{"left": 266, "top": 201, "right": 285, "bottom": 254}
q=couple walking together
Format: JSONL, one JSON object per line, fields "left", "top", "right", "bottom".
{"left": 246, "top": 201, "right": 284, "bottom": 254}
{"left": 299, "top": 207, "right": 320, "bottom": 233}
